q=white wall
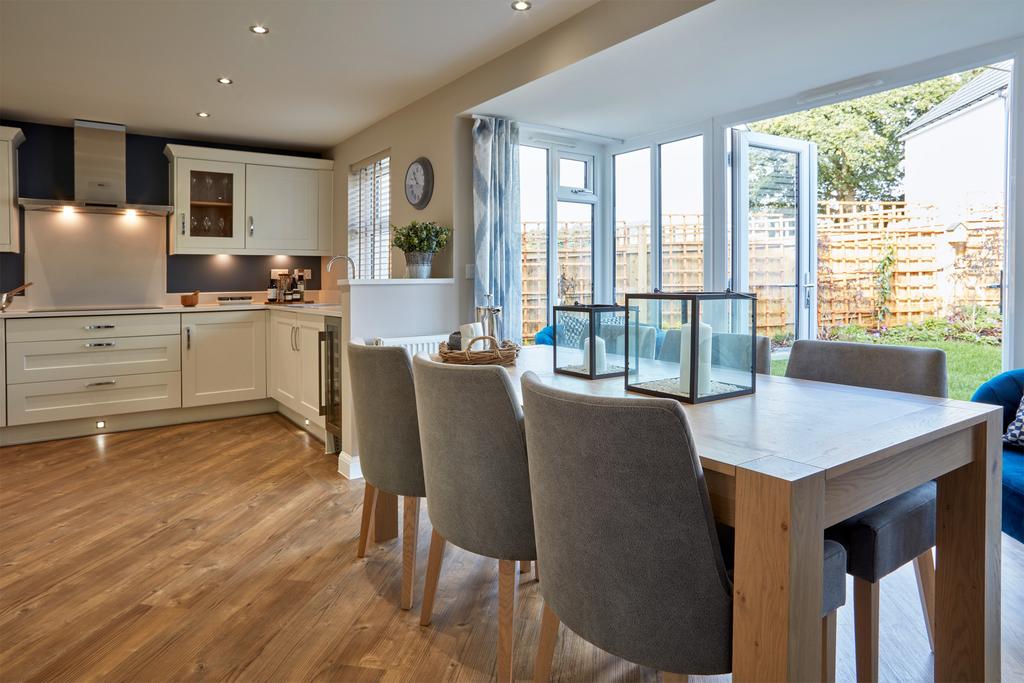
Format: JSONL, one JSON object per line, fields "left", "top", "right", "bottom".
{"left": 903, "top": 94, "right": 1009, "bottom": 221}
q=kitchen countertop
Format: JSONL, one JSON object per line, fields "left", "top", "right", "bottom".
{"left": 0, "top": 303, "right": 344, "bottom": 319}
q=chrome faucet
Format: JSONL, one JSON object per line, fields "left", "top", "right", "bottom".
{"left": 326, "top": 255, "right": 357, "bottom": 280}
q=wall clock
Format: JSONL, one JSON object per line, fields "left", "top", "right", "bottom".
{"left": 405, "top": 157, "right": 434, "bottom": 210}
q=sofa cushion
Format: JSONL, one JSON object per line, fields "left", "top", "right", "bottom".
{"left": 1004, "top": 397, "right": 1024, "bottom": 448}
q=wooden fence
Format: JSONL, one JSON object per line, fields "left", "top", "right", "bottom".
{"left": 521, "top": 201, "right": 1005, "bottom": 340}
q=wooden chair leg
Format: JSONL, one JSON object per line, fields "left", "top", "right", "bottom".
{"left": 534, "top": 601, "right": 560, "bottom": 683}
{"left": 400, "top": 496, "right": 420, "bottom": 610}
{"left": 521, "top": 560, "right": 532, "bottom": 575}
{"left": 356, "top": 482, "right": 377, "bottom": 558}
{"left": 661, "top": 673, "right": 689, "bottom": 682}
{"left": 497, "top": 559, "right": 517, "bottom": 683}
{"left": 854, "top": 577, "right": 880, "bottom": 683}
{"left": 821, "top": 610, "right": 837, "bottom": 683}
{"left": 419, "top": 530, "right": 447, "bottom": 626}
{"left": 912, "top": 548, "right": 936, "bottom": 652}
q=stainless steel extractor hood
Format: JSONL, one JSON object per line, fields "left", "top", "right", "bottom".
{"left": 18, "top": 120, "right": 173, "bottom": 217}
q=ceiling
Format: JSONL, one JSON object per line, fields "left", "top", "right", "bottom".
{"left": 476, "top": 0, "right": 1024, "bottom": 140}
{"left": 0, "top": 0, "right": 597, "bottom": 151}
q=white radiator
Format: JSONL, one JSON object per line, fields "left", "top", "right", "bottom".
{"left": 376, "top": 333, "right": 448, "bottom": 355}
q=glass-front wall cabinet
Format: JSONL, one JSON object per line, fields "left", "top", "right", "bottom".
{"left": 174, "top": 158, "right": 246, "bottom": 251}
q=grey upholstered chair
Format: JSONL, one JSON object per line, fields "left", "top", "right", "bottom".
{"left": 347, "top": 340, "right": 427, "bottom": 610}
{"left": 411, "top": 354, "right": 536, "bottom": 683}
{"left": 786, "top": 339, "right": 947, "bottom": 682}
{"left": 520, "top": 372, "right": 847, "bottom": 682}
{"left": 659, "top": 330, "right": 772, "bottom": 374}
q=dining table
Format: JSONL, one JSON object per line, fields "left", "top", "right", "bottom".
{"left": 371, "top": 345, "right": 1003, "bottom": 682}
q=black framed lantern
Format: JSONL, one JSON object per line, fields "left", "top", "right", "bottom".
{"left": 552, "top": 304, "right": 630, "bottom": 380}
{"left": 623, "top": 291, "right": 757, "bottom": 403}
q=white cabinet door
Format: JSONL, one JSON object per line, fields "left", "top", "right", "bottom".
{"left": 174, "top": 158, "right": 246, "bottom": 253}
{"left": 295, "top": 314, "right": 325, "bottom": 425}
{"left": 0, "top": 140, "right": 12, "bottom": 252}
{"left": 245, "top": 165, "right": 318, "bottom": 252}
{"left": 1, "top": 321, "right": 6, "bottom": 427}
{"left": 181, "top": 311, "right": 266, "bottom": 407}
{"left": 268, "top": 310, "right": 299, "bottom": 408}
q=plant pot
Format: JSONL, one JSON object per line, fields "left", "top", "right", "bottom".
{"left": 405, "top": 251, "right": 433, "bottom": 279}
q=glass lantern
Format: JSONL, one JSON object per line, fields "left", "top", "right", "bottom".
{"left": 623, "top": 291, "right": 757, "bottom": 403}
{"left": 552, "top": 304, "right": 630, "bottom": 380}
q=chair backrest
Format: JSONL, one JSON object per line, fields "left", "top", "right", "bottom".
{"left": 972, "top": 368, "right": 1024, "bottom": 430}
{"left": 411, "top": 355, "right": 535, "bottom": 560}
{"left": 785, "top": 339, "right": 947, "bottom": 398}
{"left": 347, "top": 341, "right": 426, "bottom": 497}
{"left": 659, "top": 330, "right": 772, "bottom": 374}
{"left": 520, "top": 372, "right": 733, "bottom": 674}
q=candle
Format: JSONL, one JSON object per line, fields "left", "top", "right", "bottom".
{"left": 679, "top": 322, "right": 712, "bottom": 396}
{"left": 582, "top": 335, "right": 607, "bottom": 374}
{"left": 459, "top": 322, "right": 484, "bottom": 350}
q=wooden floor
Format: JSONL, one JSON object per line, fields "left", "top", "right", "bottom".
{"left": 1, "top": 414, "right": 1022, "bottom": 682}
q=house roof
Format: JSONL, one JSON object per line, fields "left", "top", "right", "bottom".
{"left": 900, "top": 61, "right": 1012, "bottom": 138}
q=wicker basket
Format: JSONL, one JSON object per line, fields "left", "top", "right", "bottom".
{"left": 438, "top": 335, "right": 521, "bottom": 366}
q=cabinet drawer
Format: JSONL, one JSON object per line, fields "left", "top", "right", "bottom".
{"left": 6, "top": 314, "right": 180, "bottom": 342}
{"left": 6, "top": 371, "right": 182, "bottom": 426}
{"left": 6, "top": 335, "right": 181, "bottom": 384}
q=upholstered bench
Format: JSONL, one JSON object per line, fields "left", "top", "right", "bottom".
{"left": 972, "top": 369, "right": 1024, "bottom": 544}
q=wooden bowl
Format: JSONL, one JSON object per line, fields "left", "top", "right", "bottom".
{"left": 180, "top": 291, "right": 199, "bottom": 307}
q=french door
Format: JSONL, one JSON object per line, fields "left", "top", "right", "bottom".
{"left": 731, "top": 130, "right": 818, "bottom": 341}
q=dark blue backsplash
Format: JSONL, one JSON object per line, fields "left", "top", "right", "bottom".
{"left": 0, "top": 119, "right": 324, "bottom": 293}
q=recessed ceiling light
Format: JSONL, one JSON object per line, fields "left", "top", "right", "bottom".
{"left": 249, "top": 24, "right": 269, "bottom": 35}
{"left": 196, "top": 111, "right": 210, "bottom": 118}
{"left": 510, "top": 0, "right": 531, "bottom": 10}
{"left": 217, "top": 77, "right": 233, "bottom": 85}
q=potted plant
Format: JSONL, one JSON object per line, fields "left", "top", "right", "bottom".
{"left": 392, "top": 221, "right": 451, "bottom": 278}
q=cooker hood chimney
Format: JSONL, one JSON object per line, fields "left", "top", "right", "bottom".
{"left": 18, "top": 120, "right": 173, "bottom": 216}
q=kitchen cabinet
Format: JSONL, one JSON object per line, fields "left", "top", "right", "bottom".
{"left": 181, "top": 311, "right": 266, "bottom": 407}
{"left": 1, "top": 322, "right": 6, "bottom": 427}
{"left": 268, "top": 309, "right": 325, "bottom": 427}
{"left": 0, "top": 126, "right": 25, "bottom": 253}
{"left": 173, "top": 158, "right": 247, "bottom": 252}
{"left": 166, "top": 145, "right": 333, "bottom": 256}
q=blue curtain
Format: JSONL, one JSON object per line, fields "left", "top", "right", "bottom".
{"left": 473, "top": 116, "right": 521, "bottom": 343}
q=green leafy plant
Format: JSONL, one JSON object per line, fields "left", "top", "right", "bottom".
{"left": 391, "top": 221, "right": 451, "bottom": 254}
{"left": 873, "top": 242, "right": 896, "bottom": 326}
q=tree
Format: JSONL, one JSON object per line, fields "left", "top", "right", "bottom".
{"left": 748, "top": 71, "right": 980, "bottom": 202}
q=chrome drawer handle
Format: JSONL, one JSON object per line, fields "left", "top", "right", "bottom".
{"left": 85, "top": 379, "right": 117, "bottom": 388}
{"left": 84, "top": 324, "right": 116, "bottom": 330}
{"left": 85, "top": 341, "right": 116, "bottom": 348}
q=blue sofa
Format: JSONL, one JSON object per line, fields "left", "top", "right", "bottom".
{"left": 971, "top": 369, "right": 1024, "bottom": 543}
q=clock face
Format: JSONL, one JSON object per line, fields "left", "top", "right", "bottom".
{"left": 405, "top": 157, "right": 433, "bottom": 209}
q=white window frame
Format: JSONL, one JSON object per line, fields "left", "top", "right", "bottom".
{"left": 347, "top": 152, "right": 391, "bottom": 279}
{"left": 601, "top": 38, "right": 1022, "bottom": 369}
{"left": 520, "top": 129, "right": 609, "bottom": 323}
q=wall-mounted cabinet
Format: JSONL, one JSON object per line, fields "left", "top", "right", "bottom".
{"left": 166, "top": 145, "right": 333, "bottom": 256}
{"left": 0, "top": 126, "right": 25, "bottom": 253}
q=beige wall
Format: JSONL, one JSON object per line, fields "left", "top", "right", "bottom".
{"left": 325, "top": 0, "right": 708, "bottom": 325}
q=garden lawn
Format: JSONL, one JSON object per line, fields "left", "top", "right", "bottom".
{"left": 770, "top": 340, "right": 1002, "bottom": 401}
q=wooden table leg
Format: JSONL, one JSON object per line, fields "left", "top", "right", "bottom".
{"left": 733, "top": 457, "right": 825, "bottom": 682}
{"left": 374, "top": 491, "right": 399, "bottom": 542}
{"left": 935, "top": 416, "right": 1002, "bottom": 682}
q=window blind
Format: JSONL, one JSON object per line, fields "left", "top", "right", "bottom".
{"left": 348, "top": 156, "right": 391, "bottom": 279}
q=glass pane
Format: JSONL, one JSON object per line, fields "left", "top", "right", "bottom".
{"left": 699, "top": 298, "right": 755, "bottom": 400}
{"left": 189, "top": 170, "right": 233, "bottom": 238}
{"left": 627, "top": 297, "right": 692, "bottom": 394}
{"left": 556, "top": 201, "right": 593, "bottom": 305}
{"left": 559, "top": 158, "right": 587, "bottom": 190}
{"left": 614, "top": 148, "right": 651, "bottom": 303}
{"left": 520, "top": 145, "right": 548, "bottom": 342}
{"left": 660, "top": 136, "right": 703, "bottom": 292}
{"left": 747, "top": 146, "right": 799, "bottom": 343}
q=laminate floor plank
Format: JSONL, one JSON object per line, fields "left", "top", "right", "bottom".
{"left": 1, "top": 414, "right": 1022, "bottom": 682}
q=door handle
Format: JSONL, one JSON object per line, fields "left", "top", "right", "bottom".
{"left": 186, "top": 326, "right": 191, "bottom": 350}
{"left": 84, "top": 341, "right": 116, "bottom": 348}
{"left": 181, "top": 213, "right": 186, "bottom": 235}
{"left": 318, "top": 330, "right": 326, "bottom": 415}
{"left": 85, "top": 379, "right": 117, "bottom": 388}
{"left": 84, "top": 323, "right": 116, "bottom": 330}
{"left": 249, "top": 216, "right": 255, "bottom": 236}
{"left": 295, "top": 326, "right": 300, "bottom": 352}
